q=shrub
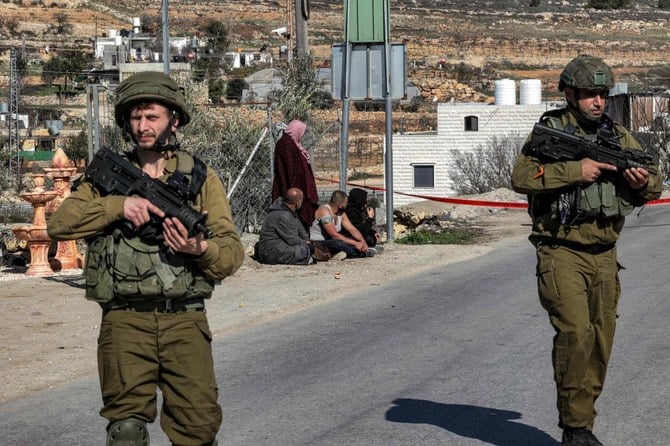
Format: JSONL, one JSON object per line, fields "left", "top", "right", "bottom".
{"left": 589, "top": 0, "right": 631, "bottom": 9}
{"left": 449, "top": 133, "right": 524, "bottom": 195}
{"left": 62, "top": 129, "right": 88, "bottom": 166}
{"left": 396, "top": 228, "right": 481, "bottom": 245}
{"left": 225, "top": 78, "right": 248, "bottom": 101}
{"left": 660, "top": 0, "right": 670, "bottom": 9}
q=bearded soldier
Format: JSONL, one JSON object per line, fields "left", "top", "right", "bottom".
{"left": 48, "top": 71, "right": 244, "bottom": 445}
{"left": 511, "top": 55, "right": 661, "bottom": 446}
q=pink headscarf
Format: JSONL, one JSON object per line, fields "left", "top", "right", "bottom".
{"left": 285, "top": 120, "right": 310, "bottom": 162}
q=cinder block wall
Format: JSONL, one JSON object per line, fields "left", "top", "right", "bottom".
{"left": 389, "top": 102, "right": 560, "bottom": 206}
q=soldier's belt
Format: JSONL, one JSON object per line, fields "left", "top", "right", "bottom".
{"left": 103, "top": 297, "right": 205, "bottom": 313}
{"left": 536, "top": 238, "right": 615, "bottom": 255}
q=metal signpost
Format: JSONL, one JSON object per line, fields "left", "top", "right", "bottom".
{"left": 337, "top": 0, "right": 403, "bottom": 241}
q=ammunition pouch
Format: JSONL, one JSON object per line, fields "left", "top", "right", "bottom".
{"left": 578, "top": 179, "right": 635, "bottom": 220}
{"left": 537, "top": 180, "right": 635, "bottom": 226}
{"left": 85, "top": 228, "right": 214, "bottom": 303}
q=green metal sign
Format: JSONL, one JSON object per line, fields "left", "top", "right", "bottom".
{"left": 345, "top": 0, "right": 388, "bottom": 43}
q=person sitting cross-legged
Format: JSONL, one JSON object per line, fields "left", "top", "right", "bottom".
{"left": 309, "top": 190, "right": 376, "bottom": 260}
{"left": 341, "top": 187, "right": 383, "bottom": 253}
{"left": 254, "top": 188, "right": 315, "bottom": 265}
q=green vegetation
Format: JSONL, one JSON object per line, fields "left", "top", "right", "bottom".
{"left": 272, "top": 54, "right": 322, "bottom": 122}
{"left": 41, "top": 49, "right": 92, "bottom": 88}
{"left": 588, "top": 0, "right": 631, "bottom": 9}
{"left": 191, "top": 20, "right": 231, "bottom": 82}
{"left": 62, "top": 130, "right": 89, "bottom": 166}
{"left": 396, "top": 227, "right": 482, "bottom": 245}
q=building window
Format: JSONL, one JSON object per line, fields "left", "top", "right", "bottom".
{"left": 111, "top": 54, "right": 117, "bottom": 67}
{"left": 464, "top": 115, "right": 478, "bottom": 131}
{"left": 413, "top": 164, "right": 434, "bottom": 188}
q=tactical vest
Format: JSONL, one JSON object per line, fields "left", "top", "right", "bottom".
{"left": 84, "top": 151, "right": 214, "bottom": 303}
{"left": 534, "top": 110, "right": 635, "bottom": 224}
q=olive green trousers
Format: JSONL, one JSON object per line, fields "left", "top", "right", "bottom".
{"left": 535, "top": 244, "right": 620, "bottom": 431}
{"left": 97, "top": 309, "right": 222, "bottom": 445}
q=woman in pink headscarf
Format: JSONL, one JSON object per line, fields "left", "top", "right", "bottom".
{"left": 272, "top": 120, "right": 319, "bottom": 231}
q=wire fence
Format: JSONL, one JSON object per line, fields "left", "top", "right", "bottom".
{"left": 76, "top": 85, "right": 436, "bottom": 235}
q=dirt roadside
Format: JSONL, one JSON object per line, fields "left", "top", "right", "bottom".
{"left": 0, "top": 207, "right": 531, "bottom": 404}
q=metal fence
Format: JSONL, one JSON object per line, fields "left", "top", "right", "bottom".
{"left": 81, "top": 85, "right": 436, "bottom": 235}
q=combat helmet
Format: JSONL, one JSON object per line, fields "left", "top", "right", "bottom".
{"left": 558, "top": 55, "right": 614, "bottom": 92}
{"left": 114, "top": 71, "right": 191, "bottom": 128}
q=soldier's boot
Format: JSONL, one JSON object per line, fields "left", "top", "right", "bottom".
{"left": 562, "top": 428, "right": 603, "bottom": 446}
{"left": 106, "top": 418, "right": 149, "bottom": 446}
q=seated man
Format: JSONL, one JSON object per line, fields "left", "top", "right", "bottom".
{"left": 255, "top": 188, "right": 314, "bottom": 265}
{"left": 310, "top": 190, "right": 375, "bottom": 259}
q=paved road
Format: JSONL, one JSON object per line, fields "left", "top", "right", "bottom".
{"left": 1, "top": 206, "right": 668, "bottom": 445}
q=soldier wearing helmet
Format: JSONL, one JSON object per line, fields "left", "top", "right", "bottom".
{"left": 114, "top": 71, "right": 192, "bottom": 152}
{"left": 511, "top": 56, "right": 661, "bottom": 446}
{"left": 48, "top": 71, "right": 244, "bottom": 445}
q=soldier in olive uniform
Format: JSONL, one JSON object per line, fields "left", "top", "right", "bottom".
{"left": 511, "top": 55, "right": 662, "bottom": 446}
{"left": 48, "top": 72, "right": 244, "bottom": 446}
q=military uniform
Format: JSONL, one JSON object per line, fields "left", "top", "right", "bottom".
{"left": 512, "top": 108, "right": 662, "bottom": 433}
{"left": 48, "top": 150, "right": 243, "bottom": 444}
{"left": 47, "top": 71, "right": 244, "bottom": 446}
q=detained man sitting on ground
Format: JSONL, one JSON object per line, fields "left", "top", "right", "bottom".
{"left": 254, "top": 188, "right": 315, "bottom": 265}
{"left": 310, "top": 190, "right": 376, "bottom": 260}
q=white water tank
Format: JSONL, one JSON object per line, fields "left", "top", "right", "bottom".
{"left": 494, "top": 79, "right": 516, "bottom": 105}
{"left": 520, "top": 79, "right": 542, "bottom": 105}
{"left": 108, "top": 29, "right": 117, "bottom": 38}
{"left": 132, "top": 17, "right": 141, "bottom": 27}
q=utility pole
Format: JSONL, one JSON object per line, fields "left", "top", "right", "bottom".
{"left": 294, "top": 0, "right": 309, "bottom": 57}
{"left": 286, "top": 0, "right": 293, "bottom": 62}
{"left": 9, "top": 47, "right": 20, "bottom": 187}
{"left": 162, "top": 0, "right": 170, "bottom": 74}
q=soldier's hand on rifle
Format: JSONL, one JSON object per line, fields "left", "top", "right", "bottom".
{"left": 124, "top": 197, "right": 165, "bottom": 228}
{"left": 623, "top": 167, "right": 649, "bottom": 190}
{"left": 581, "top": 158, "right": 617, "bottom": 183}
{"left": 162, "top": 216, "right": 208, "bottom": 256}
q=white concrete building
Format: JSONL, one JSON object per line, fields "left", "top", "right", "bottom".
{"left": 389, "top": 101, "right": 564, "bottom": 206}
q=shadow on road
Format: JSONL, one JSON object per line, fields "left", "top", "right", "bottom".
{"left": 385, "top": 398, "right": 559, "bottom": 446}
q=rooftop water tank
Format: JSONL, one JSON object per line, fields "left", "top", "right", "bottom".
{"left": 108, "top": 29, "right": 117, "bottom": 38}
{"left": 494, "top": 79, "right": 516, "bottom": 105}
{"left": 132, "top": 17, "right": 141, "bottom": 27}
{"left": 520, "top": 79, "right": 542, "bottom": 105}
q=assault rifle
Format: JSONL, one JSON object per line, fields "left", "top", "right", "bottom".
{"left": 529, "top": 122, "right": 657, "bottom": 175}
{"left": 85, "top": 148, "right": 213, "bottom": 239}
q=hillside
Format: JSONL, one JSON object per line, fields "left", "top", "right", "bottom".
{"left": 2, "top": 0, "right": 670, "bottom": 96}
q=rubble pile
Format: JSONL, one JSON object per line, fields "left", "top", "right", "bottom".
{"left": 392, "top": 188, "right": 526, "bottom": 236}
{"left": 417, "top": 78, "right": 492, "bottom": 103}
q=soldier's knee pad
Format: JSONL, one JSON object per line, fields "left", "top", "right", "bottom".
{"left": 106, "top": 418, "right": 149, "bottom": 446}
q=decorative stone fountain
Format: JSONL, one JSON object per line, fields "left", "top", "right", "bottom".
{"left": 44, "top": 148, "right": 82, "bottom": 271}
{"left": 11, "top": 173, "right": 59, "bottom": 276}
